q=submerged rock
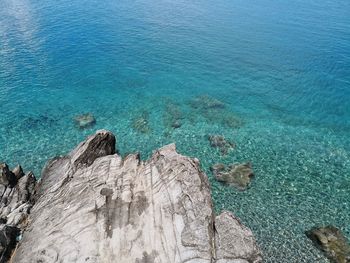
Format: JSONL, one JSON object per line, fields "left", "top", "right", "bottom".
{"left": 208, "top": 135, "right": 235, "bottom": 155}
{"left": 212, "top": 162, "right": 254, "bottom": 190}
{"left": 163, "top": 100, "right": 183, "bottom": 130}
{"left": 190, "top": 95, "right": 226, "bottom": 110}
{"left": 74, "top": 113, "right": 96, "bottom": 129}
{"left": 12, "top": 130, "right": 262, "bottom": 262}
{"left": 132, "top": 111, "right": 151, "bottom": 133}
{"left": 306, "top": 226, "right": 350, "bottom": 263}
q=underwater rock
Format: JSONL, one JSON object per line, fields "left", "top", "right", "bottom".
{"left": 163, "top": 100, "right": 183, "bottom": 131}
{"left": 306, "top": 226, "right": 350, "bottom": 263}
{"left": 132, "top": 111, "right": 151, "bottom": 133}
{"left": 12, "top": 130, "right": 262, "bottom": 262}
{"left": 74, "top": 113, "right": 96, "bottom": 129}
{"left": 208, "top": 135, "right": 235, "bottom": 155}
{"left": 212, "top": 162, "right": 254, "bottom": 190}
{"left": 190, "top": 95, "right": 225, "bottom": 109}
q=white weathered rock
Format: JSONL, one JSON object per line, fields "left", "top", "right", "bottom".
{"left": 13, "top": 130, "right": 262, "bottom": 263}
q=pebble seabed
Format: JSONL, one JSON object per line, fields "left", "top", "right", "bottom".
{"left": 1, "top": 93, "right": 349, "bottom": 263}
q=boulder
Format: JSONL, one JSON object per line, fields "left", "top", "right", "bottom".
{"left": 211, "top": 162, "right": 254, "bottom": 191}
{"left": 74, "top": 113, "right": 96, "bottom": 129}
{"left": 12, "top": 130, "right": 262, "bottom": 262}
{"left": 306, "top": 226, "right": 350, "bottom": 263}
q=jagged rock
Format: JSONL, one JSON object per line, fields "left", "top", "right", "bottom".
{"left": 212, "top": 162, "right": 254, "bottom": 191}
{"left": 0, "top": 163, "right": 17, "bottom": 191}
{"left": 12, "top": 130, "right": 262, "bottom": 262}
{"left": 12, "top": 165, "right": 24, "bottom": 181}
{"left": 0, "top": 224, "right": 20, "bottom": 263}
{"left": 306, "top": 226, "right": 350, "bottom": 263}
{"left": 74, "top": 113, "right": 96, "bottom": 129}
{"left": 208, "top": 135, "right": 235, "bottom": 155}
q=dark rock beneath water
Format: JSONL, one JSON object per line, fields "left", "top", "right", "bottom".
{"left": 306, "top": 226, "right": 350, "bottom": 263}
{"left": 190, "top": 95, "right": 225, "bottom": 110}
{"left": 132, "top": 111, "right": 151, "bottom": 134}
{"left": 208, "top": 135, "right": 235, "bottom": 155}
{"left": 211, "top": 162, "right": 254, "bottom": 190}
{"left": 163, "top": 100, "right": 183, "bottom": 131}
{"left": 74, "top": 113, "right": 96, "bottom": 129}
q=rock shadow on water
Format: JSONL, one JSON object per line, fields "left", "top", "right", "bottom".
{"left": 188, "top": 95, "right": 244, "bottom": 129}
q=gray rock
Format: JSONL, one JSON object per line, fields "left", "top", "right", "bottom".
{"left": 74, "top": 113, "right": 96, "bottom": 129}
{"left": 212, "top": 162, "right": 254, "bottom": 191}
{"left": 12, "top": 130, "right": 262, "bottom": 263}
{"left": 306, "top": 226, "right": 350, "bottom": 263}
{"left": 12, "top": 165, "right": 24, "bottom": 181}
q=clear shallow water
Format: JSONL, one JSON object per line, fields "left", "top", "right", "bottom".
{"left": 1, "top": 0, "right": 350, "bottom": 261}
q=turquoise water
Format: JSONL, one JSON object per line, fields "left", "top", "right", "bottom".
{"left": 1, "top": 0, "right": 350, "bottom": 261}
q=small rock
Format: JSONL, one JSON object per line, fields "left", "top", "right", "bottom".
{"left": 132, "top": 111, "right": 151, "bottom": 134}
{"left": 74, "top": 113, "right": 96, "bottom": 129}
{"left": 211, "top": 162, "right": 254, "bottom": 191}
{"left": 306, "top": 226, "right": 350, "bottom": 263}
{"left": 190, "top": 95, "right": 225, "bottom": 109}
{"left": 208, "top": 135, "right": 235, "bottom": 155}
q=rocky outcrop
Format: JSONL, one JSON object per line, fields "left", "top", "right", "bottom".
{"left": 306, "top": 226, "right": 350, "bottom": 263}
{"left": 211, "top": 162, "right": 254, "bottom": 191}
{"left": 12, "top": 130, "right": 262, "bottom": 262}
{"left": 0, "top": 164, "right": 36, "bottom": 262}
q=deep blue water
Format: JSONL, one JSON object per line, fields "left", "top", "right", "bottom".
{"left": 1, "top": 0, "right": 350, "bottom": 261}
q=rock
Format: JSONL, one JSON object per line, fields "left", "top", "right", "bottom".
{"left": 215, "top": 211, "right": 262, "bottom": 263}
{"left": 132, "top": 111, "right": 151, "bottom": 133}
{"left": 0, "top": 164, "right": 36, "bottom": 263}
{"left": 74, "top": 113, "right": 96, "bottom": 129}
{"left": 208, "top": 135, "right": 235, "bottom": 155}
{"left": 306, "top": 226, "right": 350, "bottom": 263}
{"left": 12, "top": 165, "right": 24, "bottom": 181}
{"left": 12, "top": 130, "right": 262, "bottom": 262}
{"left": 0, "top": 163, "right": 17, "bottom": 193}
{"left": 212, "top": 162, "right": 254, "bottom": 191}
{"left": 190, "top": 95, "right": 226, "bottom": 110}
{"left": 0, "top": 224, "right": 20, "bottom": 263}
{"left": 163, "top": 100, "right": 183, "bottom": 130}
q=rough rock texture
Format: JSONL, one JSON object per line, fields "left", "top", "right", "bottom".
{"left": 0, "top": 164, "right": 36, "bottom": 262}
{"left": 306, "top": 226, "right": 350, "bottom": 263}
{"left": 13, "top": 130, "right": 262, "bottom": 263}
{"left": 211, "top": 163, "right": 254, "bottom": 191}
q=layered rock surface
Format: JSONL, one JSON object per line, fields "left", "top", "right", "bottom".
{"left": 13, "top": 130, "right": 262, "bottom": 263}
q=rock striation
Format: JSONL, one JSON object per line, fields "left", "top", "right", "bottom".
{"left": 0, "top": 163, "right": 36, "bottom": 263}
{"left": 12, "top": 130, "right": 262, "bottom": 263}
